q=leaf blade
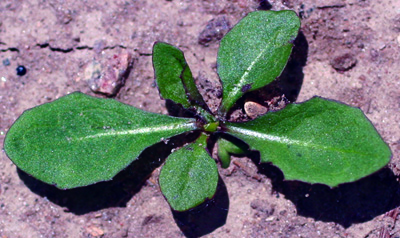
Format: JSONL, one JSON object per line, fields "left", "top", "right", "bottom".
{"left": 159, "top": 134, "right": 218, "bottom": 211}
{"left": 4, "top": 92, "right": 198, "bottom": 189}
{"left": 153, "top": 42, "right": 208, "bottom": 110}
{"left": 217, "top": 10, "right": 300, "bottom": 116}
{"left": 224, "top": 97, "right": 391, "bottom": 187}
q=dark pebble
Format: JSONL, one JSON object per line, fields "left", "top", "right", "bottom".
{"left": 16, "top": 65, "right": 27, "bottom": 76}
{"left": 258, "top": 0, "right": 272, "bottom": 10}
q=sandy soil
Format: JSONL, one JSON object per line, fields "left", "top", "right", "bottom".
{"left": 1, "top": 0, "right": 400, "bottom": 237}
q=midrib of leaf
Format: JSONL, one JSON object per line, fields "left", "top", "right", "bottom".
{"left": 224, "top": 46, "right": 268, "bottom": 104}
{"left": 76, "top": 121, "right": 197, "bottom": 141}
{"left": 177, "top": 160, "right": 195, "bottom": 197}
{"left": 228, "top": 125, "right": 375, "bottom": 156}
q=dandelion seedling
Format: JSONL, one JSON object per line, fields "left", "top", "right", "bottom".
{"left": 4, "top": 10, "right": 391, "bottom": 212}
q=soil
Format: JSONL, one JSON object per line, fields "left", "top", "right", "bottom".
{"left": 1, "top": 0, "right": 400, "bottom": 237}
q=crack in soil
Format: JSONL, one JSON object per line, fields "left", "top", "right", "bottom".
{"left": 37, "top": 43, "right": 127, "bottom": 53}
{"left": 0, "top": 47, "right": 20, "bottom": 53}
{"left": 0, "top": 43, "right": 129, "bottom": 54}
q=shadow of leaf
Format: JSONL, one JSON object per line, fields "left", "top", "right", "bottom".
{"left": 17, "top": 131, "right": 200, "bottom": 215}
{"left": 172, "top": 176, "right": 229, "bottom": 238}
{"left": 256, "top": 160, "right": 400, "bottom": 227}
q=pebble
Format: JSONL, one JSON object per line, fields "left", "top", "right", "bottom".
{"left": 2, "top": 59, "right": 10, "bottom": 66}
{"left": 16, "top": 65, "right": 27, "bottom": 76}
{"left": 85, "top": 50, "right": 134, "bottom": 96}
{"left": 244, "top": 101, "right": 268, "bottom": 119}
{"left": 86, "top": 225, "right": 104, "bottom": 237}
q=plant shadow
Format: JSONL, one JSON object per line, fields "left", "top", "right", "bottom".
{"left": 229, "top": 30, "right": 308, "bottom": 115}
{"left": 172, "top": 176, "right": 229, "bottom": 238}
{"left": 278, "top": 30, "right": 308, "bottom": 103}
{"left": 252, "top": 154, "right": 400, "bottom": 227}
{"left": 17, "top": 131, "right": 201, "bottom": 215}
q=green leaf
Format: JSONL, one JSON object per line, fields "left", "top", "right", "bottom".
{"left": 159, "top": 133, "right": 218, "bottom": 211}
{"left": 224, "top": 97, "right": 391, "bottom": 187}
{"left": 217, "top": 10, "right": 300, "bottom": 116}
{"left": 153, "top": 42, "right": 208, "bottom": 110}
{"left": 217, "top": 137, "right": 246, "bottom": 168}
{"left": 4, "top": 92, "right": 198, "bottom": 189}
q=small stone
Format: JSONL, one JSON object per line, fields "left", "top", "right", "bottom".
{"left": 16, "top": 65, "right": 27, "bottom": 76}
{"left": 2, "top": 58, "right": 10, "bottom": 66}
{"left": 265, "top": 216, "right": 275, "bottom": 222}
{"left": 85, "top": 50, "right": 134, "bottom": 96}
{"left": 393, "top": 15, "right": 400, "bottom": 32}
{"left": 86, "top": 225, "right": 104, "bottom": 237}
{"left": 370, "top": 49, "right": 379, "bottom": 60}
{"left": 244, "top": 101, "right": 268, "bottom": 119}
{"left": 282, "top": 0, "right": 294, "bottom": 8}
{"left": 330, "top": 53, "right": 357, "bottom": 72}
{"left": 198, "top": 16, "right": 231, "bottom": 46}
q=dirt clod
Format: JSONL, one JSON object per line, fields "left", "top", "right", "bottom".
{"left": 330, "top": 53, "right": 357, "bottom": 72}
{"left": 250, "top": 199, "right": 275, "bottom": 215}
{"left": 198, "top": 15, "right": 231, "bottom": 47}
{"left": 142, "top": 215, "right": 163, "bottom": 226}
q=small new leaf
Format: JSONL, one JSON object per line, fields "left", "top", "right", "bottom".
{"left": 159, "top": 134, "right": 218, "bottom": 211}
{"left": 217, "top": 10, "right": 300, "bottom": 116}
{"left": 217, "top": 137, "right": 246, "bottom": 168}
{"left": 225, "top": 97, "right": 391, "bottom": 187}
{"left": 4, "top": 92, "right": 198, "bottom": 189}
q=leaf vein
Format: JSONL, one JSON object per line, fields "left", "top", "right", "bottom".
{"left": 76, "top": 122, "right": 196, "bottom": 141}
{"left": 226, "top": 46, "right": 268, "bottom": 101}
{"left": 228, "top": 125, "right": 374, "bottom": 156}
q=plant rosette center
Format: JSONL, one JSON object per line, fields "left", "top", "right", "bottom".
{"left": 203, "top": 121, "right": 219, "bottom": 133}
